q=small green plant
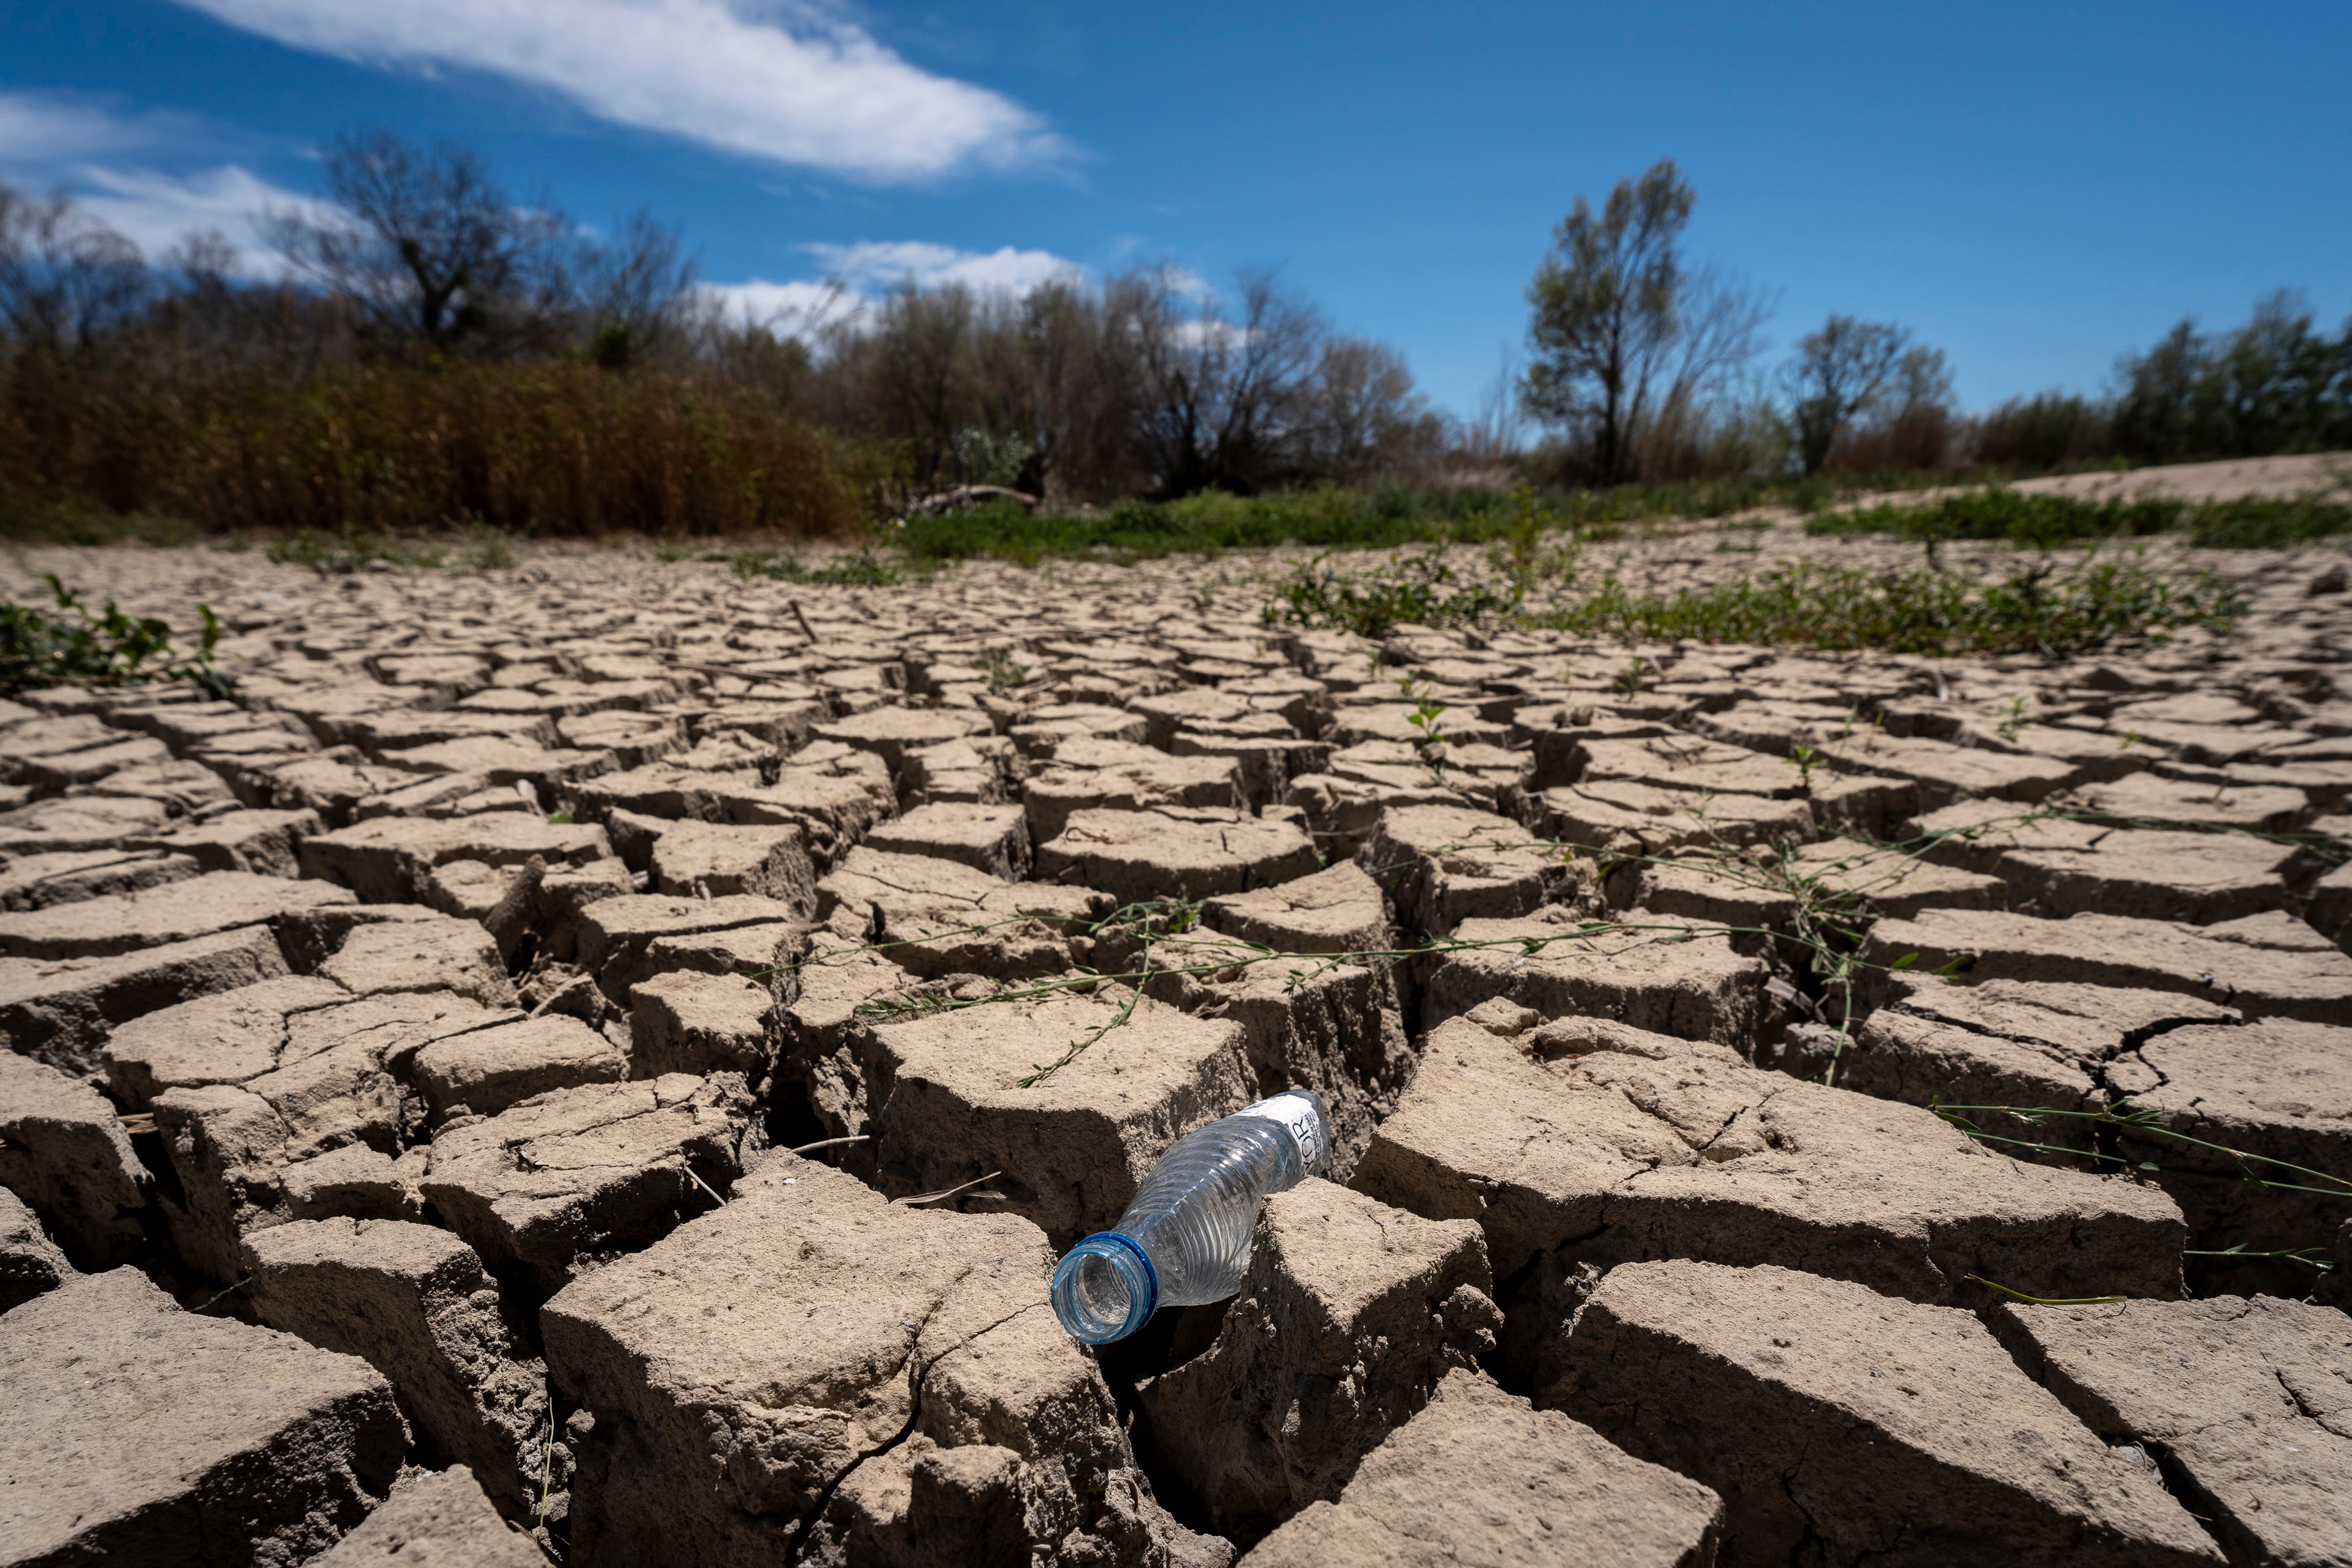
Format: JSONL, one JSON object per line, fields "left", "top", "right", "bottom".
{"left": 2116, "top": 728, "right": 2142, "bottom": 750}
{"left": 977, "top": 649, "right": 1030, "bottom": 692}
{"left": 455, "top": 523, "right": 516, "bottom": 574}
{"left": 1934, "top": 1099, "right": 2352, "bottom": 1217}
{"left": 1262, "top": 549, "right": 1518, "bottom": 639}
{"left": 1488, "top": 485, "right": 1585, "bottom": 591}
{"left": 1, "top": 574, "right": 232, "bottom": 695}
{"left": 1405, "top": 691, "right": 1448, "bottom": 747}
{"left": 1397, "top": 678, "right": 1450, "bottom": 783}
{"left": 1612, "top": 657, "right": 1653, "bottom": 696}
{"left": 1505, "top": 484, "right": 1544, "bottom": 557}
{"left": 1964, "top": 1276, "right": 2127, "bottom": 1308}
{"left": 1786, "top": 744, "right": 1827, "bottom": 787}
{"left": 1996, "top": 695, "right": 2031, "bottom": 743}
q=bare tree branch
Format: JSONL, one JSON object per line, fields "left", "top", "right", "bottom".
{"left": 0, "top": 184, "right": 150, "bottom": 352}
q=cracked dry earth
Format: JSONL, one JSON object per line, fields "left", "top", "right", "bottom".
{"left": 3, "top": 517, "right": 2351, "bottom": 1568}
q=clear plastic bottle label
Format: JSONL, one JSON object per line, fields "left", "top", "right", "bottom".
{"left": 1240, "top": 1092, "right": 1329, "bottom": 1175}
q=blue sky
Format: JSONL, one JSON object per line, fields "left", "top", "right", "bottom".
{"left": 4, "top": 1, "right": 2348, "bottom": 420}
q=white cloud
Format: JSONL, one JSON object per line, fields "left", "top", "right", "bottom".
{"left": 167, "top": 0, "right": 1065, "bottom": 183}
{"left": 0, "top": 93, "right": 314, "bottom": 275}
{"left": 700, "top": 277, "right": 861, "bottom": 331}
{"left": 1157, "top": 264, "right": 1212, "bottom": 299}
{"left": 801, "top": 240, "right": 1083, "bottom": 293}
{"left": 704, "top": 240, "right": 1086, "bottom": 333}
{"left": 70, "top": 165, "right": 324, "bottom": 274}
{"left": 0, "top": 90, "right": 210, "bottom": 164}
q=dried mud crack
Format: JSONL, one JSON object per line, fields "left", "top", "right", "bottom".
{"left": 2, "top": 509, "right": 2350, "bottom": 1567}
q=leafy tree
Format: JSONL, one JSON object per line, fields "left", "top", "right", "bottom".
{"left": 1521, "top": 161, "right": 1764, "bottom": 485}
{"left": 1521, "top": 160, "right": 1691, "bottom": 485}
{"left": 2113, "top": 292, "right": 2352, "bottom": 461}
{"left": 1972, "top": 391, "right": 2111, "bottom": 470}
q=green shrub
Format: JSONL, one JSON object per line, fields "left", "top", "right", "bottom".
{"left": 1810, "top": 487, "right": 2352, "bottom": 549}
{"left": 2183, "top": 496, "right": 2352, "bottom": 548}
{"left": 896, "top": 487, "right": 1508, "bottom": 566}
{"left": 0, "top": 493, "right": 200, "bottom": 547}
{"left": 892, "top": 475, "right": 1840, "bottom": 568}
{"left": 455, "top": 524, "right": 517, "bottom": 573}
{"left": 731, "top": 549, "right": 911, "bottom": 586}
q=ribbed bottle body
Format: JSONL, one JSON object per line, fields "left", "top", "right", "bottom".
{"left": 1050, "top": 1089, "right": 1330, "bottom": 1344}
{"left": 1120, "top": 1116, "right": 1300, "bottom": 1306}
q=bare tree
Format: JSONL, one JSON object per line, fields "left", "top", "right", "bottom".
{"left": 1295, "top": 338, "right": 1446, "bottom": 483}
{"left": 1125, "top": 268, "right": 1325, "bottom": 495}
{"left": 1520, "top": 159, "right": 1694, "bottom": 484}
{"left": 1784, "top": 315, "right": 1912, "bottom": 475}
{"left": 1219, "top": 272, "right": 1326, "bottom": 487}
{"left": 1461, "top": 344, "right": 1528, "bottom": 465}
{"left": 262, "top": 128, "right": 566, "bottom": 353}
{"left": 161, "top": 228, "right": 238, "bottom": 297}
{"left": 0, "top": 185, "right": 151, "bottom": 352}
{"left": 1013, "top": 278, "right": 1139, "bottom": 500}
{"left": 781, "top": 261, "right": 1437, "bottom": 503}
{"left": 867, "top": 281, "right": 981, "bottom": 489}
{"left": 574, "top": 209, "right": 698, "bottom": 366}
{"left": 1881, "top": 344, "right": 1958, "bottom": 468}
{"left": 1656, "top": 268, "right": 1772, "bottom": 422}
{"left": 1629, "top": 267, "right": 1775, "bottom": 477}
{"left": 139, "top": 226, "right": 354, "bottom": 370}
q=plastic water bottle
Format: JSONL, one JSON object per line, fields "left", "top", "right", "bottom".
{"left": 1050, "top": 1089, "right": 1332, "bottom": 1345}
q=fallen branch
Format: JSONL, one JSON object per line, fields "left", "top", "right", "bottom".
{"left": 896, "top": 485, "right": 1039, "bottom": 520}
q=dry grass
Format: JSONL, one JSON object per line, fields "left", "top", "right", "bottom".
{"left": 0, "top": 354, "right": 870, "bottom": 541}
